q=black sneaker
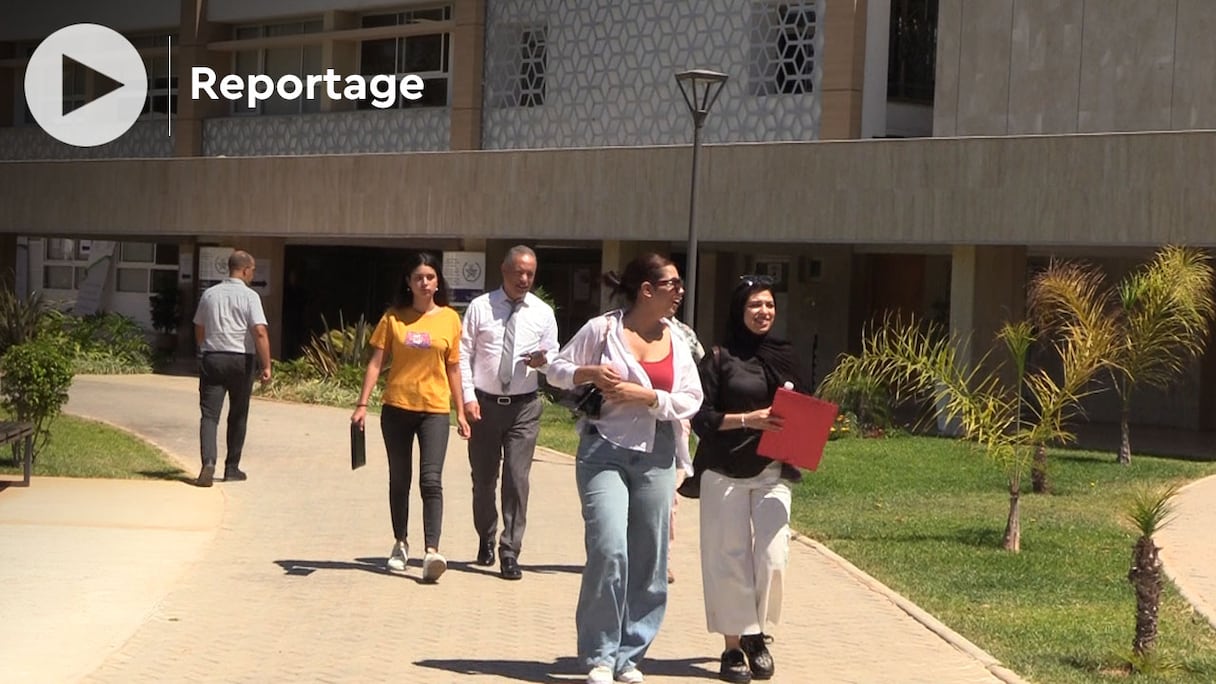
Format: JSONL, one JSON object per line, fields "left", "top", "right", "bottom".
{"left": 739, "top": 634, "right": 774, "bottom": 680}
{"left": 223, "top": 467, "right": 248, "bottom": 482}
{"left": 718, "top": 648, "right": 751, "bottom": 683}
{"left": 196, "top": 465, "right": 215, "bottom": 488}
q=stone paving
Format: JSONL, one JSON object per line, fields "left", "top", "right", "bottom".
{"left": 10, "top": 375, "right": 1031, "bottom": 683}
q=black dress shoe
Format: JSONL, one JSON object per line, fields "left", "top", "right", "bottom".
{"left": 476, "top": 541, "right": 495, "bottom": 566}
{"left": 500, "top": 556, "right": 522, "bottom": 580}
{"left": 223, "top": 467, "right": 247, "bottom": 482}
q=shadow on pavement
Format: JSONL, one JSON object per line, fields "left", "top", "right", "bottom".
{"left": 414, "top": 656, "right": 716, "bottom": 682}
{"left": 136, "top": 469, "right": 193, "bottom": 484}
{"left": 274, "top": 558, "right": 430, "bottom": 584}
{"left": 522, "top": 563, "right": 584, "bottom": 575}
{"left": 442, "top": 560, "right": 585, "bottom": 579}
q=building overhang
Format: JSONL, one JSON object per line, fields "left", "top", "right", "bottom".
{"left": 2, "top": 129, "right": 1214, "bottom": 247}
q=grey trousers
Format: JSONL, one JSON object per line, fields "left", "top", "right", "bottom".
{"left": 468, "top": 391, "right": 543, "bottom": 559}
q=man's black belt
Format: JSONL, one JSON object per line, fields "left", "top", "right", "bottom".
{"left": 475, "top": 389, "right": 538, "bottom": 406}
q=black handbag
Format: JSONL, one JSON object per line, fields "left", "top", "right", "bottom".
{"left": 549, "top": 317, "right": 610, "bottom": 419}
{"left": 559, "top": 384, "right": 604, "bottom": 419}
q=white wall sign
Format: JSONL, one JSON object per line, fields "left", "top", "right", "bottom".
{"left": 198, "top": 246, "right": 233, "bottom": 286}
{"left": 198, "top": 246, "right": 271, "bottom": 296}
{"left": 443, "top": 251, "right": 486, "bottom": 305}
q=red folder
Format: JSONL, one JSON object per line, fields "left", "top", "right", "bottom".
{"left": 757, "top": 388, "right": 839, "bottom": 471}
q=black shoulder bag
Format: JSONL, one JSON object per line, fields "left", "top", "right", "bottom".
{"left": 551, "top": 318, "right": 611, "bottom": 419}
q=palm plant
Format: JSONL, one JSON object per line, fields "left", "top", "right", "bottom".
{"left": 1024, "top": 261, "right": 1120, "bottom": 492}
{"left": 820, "top": 263, "right": 1113, "bottom": 551}
{"left": 301, "top": 313, "right": 377, "bottom": 379}
{"left": 1107, "top": 247, "right": 1215, "bottom": 465}
{"left": 1125, "top": 482, "right": 1181, "bottom": 659}
{"left": 0, "top": 286, "right": 48, "bottom": 355}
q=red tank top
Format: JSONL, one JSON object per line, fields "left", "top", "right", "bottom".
{"left": 639, "top": 341, "right": 674, "bottom": 393}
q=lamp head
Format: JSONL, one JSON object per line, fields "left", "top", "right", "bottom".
{"left": 675, "top": 68, "right": 729, "bottom": 126}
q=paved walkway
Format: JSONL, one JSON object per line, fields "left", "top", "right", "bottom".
{"left": 1158, "top": 474, "right": 1216, "bottom": 633}
{"left": 1, "top": 375, "right": 1037, "bottom": 683}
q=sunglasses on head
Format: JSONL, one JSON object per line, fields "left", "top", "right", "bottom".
{"left": 739, "top": 274, "right": 775, "bottom": 287}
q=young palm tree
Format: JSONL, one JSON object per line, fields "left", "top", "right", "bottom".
{"left": 1125, "top": 482, "right": 1181, "bottom": 657}
{"left": 1107, "top": 247, "right": 1215, "bottom": 465}
{"left": 821, "top": 263, "right": 1113, "bottom": 550}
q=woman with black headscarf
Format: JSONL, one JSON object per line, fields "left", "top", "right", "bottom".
{"left": 690, "top": 275, "right": 809, "bottom": 683}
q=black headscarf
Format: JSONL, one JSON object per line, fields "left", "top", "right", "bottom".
{"left": 723, "top": 280, "right": 811, "bottom": 394}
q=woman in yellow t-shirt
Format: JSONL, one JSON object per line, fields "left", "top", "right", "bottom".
{"left": 352, "top": 252, "right": 470, "bottom": 583}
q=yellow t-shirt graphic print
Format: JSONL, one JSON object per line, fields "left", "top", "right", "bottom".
{"left": 369, "top": 306, "right": 462, "bottom": 413}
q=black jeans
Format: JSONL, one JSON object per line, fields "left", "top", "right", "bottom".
{"left": 198, "top": 352, "right": 256, "bottom": 470}
{"left": 380, "top": 405, "right": 450, "bottom": 550}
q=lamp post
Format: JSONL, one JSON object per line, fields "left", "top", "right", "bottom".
{"left": 674, "top": 68, "right": 728, "bottom": 327}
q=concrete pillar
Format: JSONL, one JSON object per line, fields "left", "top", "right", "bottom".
{"left": 450, "top": 0, "right": 485, "bottom": 150}
{"left": 819, "top": 0, "right": 870, "bottom": 139}
{"left": 170, "top": 238, "right": 195, "bottom": 358}
{"left": 949, "top": 245, "right": 1028, "bottom": 371}
{"left": 323, "top": 11, "right": 359, "bottom": 112}
{"left": 176, "top": 0, "right": 231, "bottom": 157}
{"left": 600, "top": 241, "right": 627, "bottom": 312}
{"left": 860, "top": 0, "right": 891, "bottom": 138}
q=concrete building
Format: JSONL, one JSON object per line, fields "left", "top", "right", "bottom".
{"left": 1, "top": 0, "right": 1214, "bottom": 433}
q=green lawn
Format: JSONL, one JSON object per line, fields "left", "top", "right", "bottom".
{"left": 793, "top": 436, "right": 1216, "bottom": 683}
{"left": 0, "top": 414, "right": 185, "bottom": 481}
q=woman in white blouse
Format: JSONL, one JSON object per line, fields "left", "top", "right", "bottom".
{"left": 546, "top": 253, "right": 704, "bottom": 684}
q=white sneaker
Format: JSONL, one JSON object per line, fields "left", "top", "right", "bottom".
{"left": 586, "top": 665, "right": 613, "bottom": 684}
{"left": 386, "top": 541, "right": 408, "bottom": 572}
{"left": 422, "top": 551, "right": 447, "bottom": 583}
{"left": 615, "top": 667, "right": 644, "bottom": 683}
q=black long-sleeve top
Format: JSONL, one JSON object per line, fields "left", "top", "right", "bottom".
{"left": 690, "top": 346, "right": 787, "bottom": 480}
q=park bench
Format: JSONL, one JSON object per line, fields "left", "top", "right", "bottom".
{"left": 0, "top": 420, "right": 35, "bottom": 487}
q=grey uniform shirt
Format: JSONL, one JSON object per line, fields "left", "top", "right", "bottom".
{"left": 193, "top": 277, "right": 268, "bottom": 354}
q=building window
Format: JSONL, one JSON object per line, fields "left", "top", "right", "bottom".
{"left": 122, "top": 242, "right": 155, "bottom": 263}
{"left": 42, "top": 239, "right": 89, "bottom": 290}
{"left": 115, "top": 243, "right": 178, "bottom": 293}
{"left": 127, "top": 32, "right": 179, "bottom": 119}
{"left": 116, "top": 268, "right": 150, "bottom": 293}
{"left": 43, "top": 266, "right": 74, "bottom": 290}
{"left": 143, "top": 55, "right": 178, "bottom": 117}
{"left": 360, "top": 5, "right": 452, "bottom": 26}
{"left": 749, "top": 2, "right": 817, "bottom": 97}
{"left": 357, "top": 7, "right": 452, "bottom": 109}
{"left": 40, "top": 240, "right": 177, "bottom": 294}
{"left": 888, "top": 0, "right": 937, "bottom": 104}
{"left": 232, "top": 21, "right": 324, "bottom": 115}
{"left": 46, "top": 238, "right": 77, "bottom": 262}
{"left": 488, "top": 25, "right": 547, "bottom": 108}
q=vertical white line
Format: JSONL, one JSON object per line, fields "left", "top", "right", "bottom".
{"left": 168, "top": 35, "right": 172, "bottom": 138}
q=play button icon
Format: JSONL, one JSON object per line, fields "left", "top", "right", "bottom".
{"left": 24, "top": 24, "right": 148, "bottom": 148}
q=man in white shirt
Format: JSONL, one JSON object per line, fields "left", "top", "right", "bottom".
{"left": 193, "top": 249, "right": 272, "bottom": 488}
{"left": 460, "top": 246, "right": 559, "bottom": 580}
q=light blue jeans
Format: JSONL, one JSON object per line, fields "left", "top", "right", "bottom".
{"left": 575, "top": 421, "right": 677, "bottom": 674}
